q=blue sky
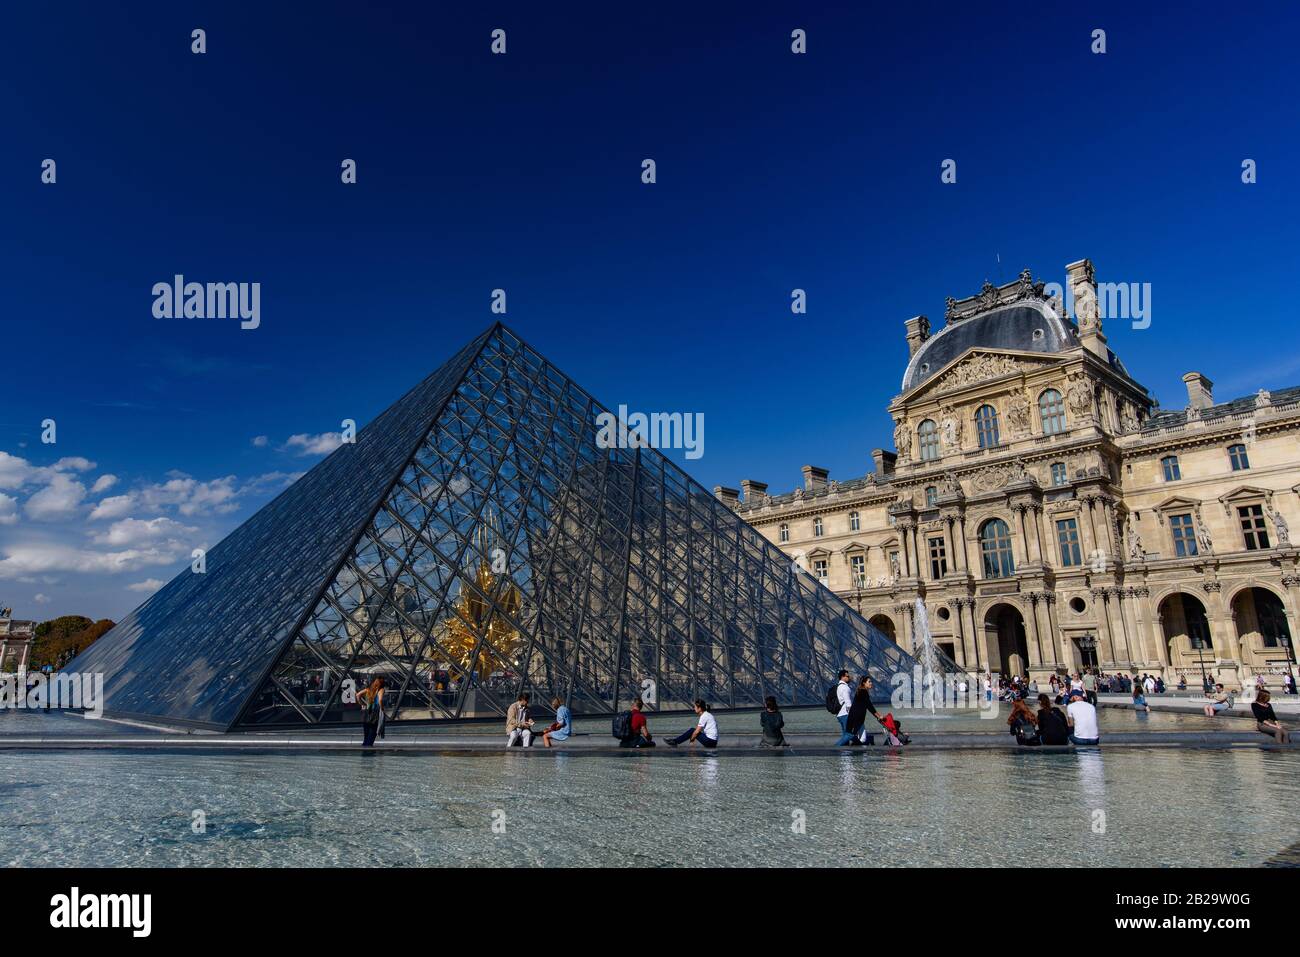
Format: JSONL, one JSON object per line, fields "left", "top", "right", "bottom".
{"left": 1, "top": 1, "right": 1297, "bottom": 621}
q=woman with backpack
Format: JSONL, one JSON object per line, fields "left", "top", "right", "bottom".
{"left": 846, "top": 675, "right": 882, "bottom": 746}
{"left": 1008, "top": 696, "right": 1039, "bottom": 746}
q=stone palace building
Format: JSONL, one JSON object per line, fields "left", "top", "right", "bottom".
{"left": 718, "top": 259, "right": 1298, "bottom": 691}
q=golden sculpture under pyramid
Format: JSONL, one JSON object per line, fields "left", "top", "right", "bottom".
{"left": 437, "top": 513, "right": 524, "bottom": 679}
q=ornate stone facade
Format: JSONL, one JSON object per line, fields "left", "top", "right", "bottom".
{"left": 724, "top": 259, "right": 1300, "bottom": 691}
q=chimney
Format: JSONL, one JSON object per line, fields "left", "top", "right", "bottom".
{"left": 871, "top": 448, "right": 897, "bottom": 478}
{"left": 713, "top": 485, "right": 740, "bottom": 507}
{"left": 904, "top": 315, "right": 931, "bottom": 357}
{"left": 1182, "top": 372, "right": 1214, "bottom": 411}
{"left": 802, "top": 465, "right": 829, "bottom": 493}
{"left": 740, "top": 479, "right": 768, "bottom": 503}
{"left": 1066, "top": 258, "right": 1108, "bottom": 358}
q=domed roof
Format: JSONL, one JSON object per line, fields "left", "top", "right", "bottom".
{"left": 901, "top": 300, "right": 1077, "bottom": 393}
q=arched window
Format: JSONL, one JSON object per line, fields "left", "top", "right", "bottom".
{"left": 979, "top": 518, "right": 1015, "bottom": 579}
{"left": 918, "top": 419, "right": 940, "bottom": 461}
{"left": 925, "top": 486, "right": 938, "bottom": 507}
{"left": 1039, "top": 389, "right": 1067, "bottom": 435}
{"left": 849, "top": 510, "right": 860, "bottom": 531}
{"left": 813, "top": 517, "right": 824, "bottom": 537}
{"left": 779, "top": 523, "right": 789, "bottom": 542}
{"left": 975, "top": 405, "right": 1000, "bottom": 449}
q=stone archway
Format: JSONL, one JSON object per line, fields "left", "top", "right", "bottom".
{"left": 1159, "top": 591, "right": 1213, "bottom": 680}
{"left": 983, "top": 602, "right": 1029, "bottom": 676}
{"left": 1231, "top": 586, "right": 1292, "bottom": 656}
{"left": 869, "top": 614, "right": 897, "bottom": 644}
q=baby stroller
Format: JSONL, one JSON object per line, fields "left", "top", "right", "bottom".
{"left": 880, "top": 713, "right": 910, "bottom": 746}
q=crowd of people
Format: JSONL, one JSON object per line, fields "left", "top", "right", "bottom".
{"left": 351, "top": 666, "right": 1295, "bottom": 751}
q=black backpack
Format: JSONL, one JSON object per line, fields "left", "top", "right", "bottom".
{"left": 611, "top": 710, "right": 634, "bottom": 739}
{"left": 825, "top": 683, "right": 841, "bottom": 714}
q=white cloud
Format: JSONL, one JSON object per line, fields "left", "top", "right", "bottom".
{"left": 127, "top": 578, "right": 165, "bottom": 593}
{"left": 25, "top": 474, "right": 87, "bottom": 521}
{"left": 88, "top": 494, "right": 135, "bottom": 521}
{"left": 90, "top": 516, "right": 198, "bottom": 548}
{"left": 91, "top": 474, "right": 119, "bottom": 494}
{"left": 0, "top": 541, "right": 190, "bottom": 579}
{"left": 0, "top": 451, "right": 41, "bottom": 489}
{"left": 0, "top": 493, "right": 17, "bottom": 525}
{"left": 53, "top": 457, "right": 96, "bottom": 473}
{"left": 33, "top": 593, "right": 51, "bottom": 604}
{"left": 242, "top": 471, "right": 302, "bottom": 494}
{"left": 137, "top": 474, "right": 239, "bottom": 516}
{"left": 251, "top": 435, "right": 269, "bottom": 448}
{"left": 284, "top": 432, "right": 345, "bottom": 456}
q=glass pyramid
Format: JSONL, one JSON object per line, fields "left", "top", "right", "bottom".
{"left": 72, "top": 324, "right": 924, "bottom": 730}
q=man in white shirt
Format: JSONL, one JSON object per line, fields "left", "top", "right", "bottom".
{"left": 834, "top": 670, "right": 855, "bottom": 745}
{"left": 1065, "top": 690, "right": 1101, "bottom": 745}
{"left": 666, "top": 699, "right": 719, "bottom": 748}
{"left": 1144, "top": 674, "right": 1157, "bottom": 695}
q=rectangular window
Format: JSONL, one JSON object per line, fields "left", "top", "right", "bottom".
{"left": 1051, "top": 463, "right": 1067, "bottom": 486}
{"left": 813, "top": 559, "right": 828, "bottom": 583}
{"left": 928, "top": 536, "right": 947, "bottom": 579}
{"left": 1161, "top": 455, "right": 1181, "bottom": 481}
{"left": 1056, "top": 518, "right": 1081, "bottom": 567}
{"left": 850, "top": 553, "right": 865, "bottom": 586}
{"left": 1170, "top": 513, "right": 1198, "bottom": 557}
{"left": 1229, "top": 444, "right": 1250, "bottom": 471}
{"left": 1239, "top": 504, "right": 1270, "bottom": 550}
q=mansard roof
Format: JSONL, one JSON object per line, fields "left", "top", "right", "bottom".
{"left": 1141, "top": 385, "right": 1300, "bottom": 433}
{"left": 901, "top": 300, "right": 1078, "bottom": 393}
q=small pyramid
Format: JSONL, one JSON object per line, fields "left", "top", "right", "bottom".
{"left": 72, "top": 324, "right": 921, "bottom": 729}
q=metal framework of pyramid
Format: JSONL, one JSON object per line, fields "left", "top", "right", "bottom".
{"left": 72, "top": 324, "right": 925, "bottom": 730}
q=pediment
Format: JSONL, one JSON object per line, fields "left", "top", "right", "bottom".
{"left": 900, "top": 348, "right": 1066, "bottom": 404}
{"left": 1154, "top": 495, "right": 1201, "bottom": 512}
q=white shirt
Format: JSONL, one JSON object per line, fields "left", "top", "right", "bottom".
{"left": 1144, "top": 676, "right": 1156, "bottom": 693}
{"left": 1066, "top": 700, "right": 1100, "bottom": 739}
{"left": 696, "top": 711, "right": 719, "bottom": 741}
{"left": 836, "top": 680, "right": 853, "bottom": 717}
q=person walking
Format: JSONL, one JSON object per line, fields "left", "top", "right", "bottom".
{"left": 359, "top": 676, "right": 386, "bottom": 747}
{"left": 542, "top": 695, "right": 572, "bottom": 747}
{"left": 1081, "top": 668, "right": 1098, "bottom": 706}
{"left": 759, "top": 696, "right": 788, "bottom": 747}
{"left": 506, "top": 691, "right": 535, "bottom": 747}
{"left": 846, "top": 675, "right": 883, "bottom": 746}
{"left": 1252, "top": 690, "right": 1291, "bottom": 743}
{"left": 833, "top": 669, "right": 855, "bottom": 746}
{"left": 666, "top": 699, "right": 718, "bottom": 748}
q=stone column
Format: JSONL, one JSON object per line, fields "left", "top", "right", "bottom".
{"left": 1030, "top": 505, "right": 1046, "bottom": 563}
{"left": 1025, "top": 592, "right": 1047, "bottom": 672}
{"left": 961, "top": 598, "right": 982, "bottom": 674}
{"left": 1013, "top": 505, "right": 1031, "bottom": 567}
{"left": 1091, "top": 587, "right": 1117, "bottom": 666}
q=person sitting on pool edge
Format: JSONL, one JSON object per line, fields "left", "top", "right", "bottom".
{"left": 666, "top": 699, "right": 718, "bottom": 748}
{"left": 1202, "top": 683, "right": 1231, "bottom": 718}
{"left": 619, "top": 696, "right": 656, "bottom": 747}
{"left": 1252, "top": 690, "right": 1291, "bottom": 744}
{"left": 542, "top": 695, "right": 572, "bottom": 748}
{"left": 1065, "top": 689, "right": 1100, "bottom": 746}
{"left": 759, "top": 695, "right": 788, "bottom": 747}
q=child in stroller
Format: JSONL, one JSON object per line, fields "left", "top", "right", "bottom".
{"left": 880, "top": 712, "right": 909, "bottom": 746}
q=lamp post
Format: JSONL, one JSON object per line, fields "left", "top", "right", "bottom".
{"left": 1078, "top": 633, "right": 1098, "bottom": 670}
{"left": 1280, "top": 632, "right": 1296, "bottom": 693}
{"left": 1191, "top": 634, "right": 1209, "bottom": 692}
